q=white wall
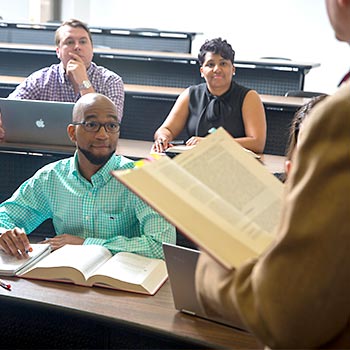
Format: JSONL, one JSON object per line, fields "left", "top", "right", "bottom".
{"left": 65, "top": 0, "right": 350, "bottom": 94}
{"left": 0, "top": 0, "right": 31, "bottom": 21}
{"left": 2, "top": 0, "right": 350, "bottom": 94}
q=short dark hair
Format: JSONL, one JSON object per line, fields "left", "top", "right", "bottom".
{"left": 198, "top": 38, "right": 235, "bottom": 66}
{"left": 55, "top": 19, "right": 92, "bottom": 46}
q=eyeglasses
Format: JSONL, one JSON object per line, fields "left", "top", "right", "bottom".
{"left": 72, "top": 121, "right": 120, "bottom": 133}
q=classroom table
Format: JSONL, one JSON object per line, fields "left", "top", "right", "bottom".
{"left": 0, "top": 277, "right": 262, "bottom": 349}
{"left": 0, "top": 138, "right": 286, "bottom": 177}
{"left": 0, "top": 42, "right": 319, "bottom": 94}
{"left": 123, "top": 86, "right": 310, "bottom": 156}
{"left": 0, "top": 77, "right": 303, "bottom": 155}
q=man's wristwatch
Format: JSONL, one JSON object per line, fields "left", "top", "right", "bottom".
{"left": 79, "top": 80, "right": 92, "bottom": 91}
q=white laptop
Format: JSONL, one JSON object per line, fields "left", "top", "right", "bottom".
{"left": 0, "top": 98, "right": 74, "bottom": 147}
{"left": 162, "top": 242, "right": 248, "bottom": 331}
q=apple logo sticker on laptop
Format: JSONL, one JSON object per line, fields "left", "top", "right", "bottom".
{"left": 36, "top": 118, "right": 45, "bottom": 128}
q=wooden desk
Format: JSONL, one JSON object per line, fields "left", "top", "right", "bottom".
{"left": 0, "top": 75, "right": 311, "bottom": 105}
{"left": 0, "top": 75, "right": 307, "bottom": 155}
{"left": 0, "top": 278, "right": 261, "bottom": 349}
{"left": 0, "top": 42, "right": 319, "bottom": 94}
{"left": 0, "top": 42, "right": 201, "bottom": 89}
{"left": 0, "top": 138, "right": 151, "bottom": 159}
{"left": 0, "top": 139, "right": 285, "bottom": 173}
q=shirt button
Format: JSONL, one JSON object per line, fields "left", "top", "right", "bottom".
{"left": 85, "top": 216, "right": 90, "bottom": 220}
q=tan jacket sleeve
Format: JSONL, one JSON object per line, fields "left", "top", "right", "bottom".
{"left": 195, "top": 83, "right": 350, "bottom": 349}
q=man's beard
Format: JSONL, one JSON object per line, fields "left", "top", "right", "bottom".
{"left": 78, "top": 146, "right": 115, "bottom": 166}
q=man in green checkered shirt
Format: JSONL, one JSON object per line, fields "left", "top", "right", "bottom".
{"left": 0, "top": 93, "right": 176, "bottom": 259}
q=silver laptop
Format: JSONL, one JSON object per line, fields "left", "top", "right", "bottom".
{"left": 163, "top": 242, "right": 248, "bottom": 331}
{"left": 0, "top": 98, "right": 74, "bottom": 146}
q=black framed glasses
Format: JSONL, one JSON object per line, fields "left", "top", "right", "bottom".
{"left": 73, "top": 121, "right": 120, "bottom": 133}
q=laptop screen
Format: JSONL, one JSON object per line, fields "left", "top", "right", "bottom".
{"left": 0, "top": 98, "right": 74, "bottom": 146}
{"left": 163, "top": 242, "right": 248, "bottom": 331}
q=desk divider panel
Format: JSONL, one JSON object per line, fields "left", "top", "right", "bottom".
{"left": 234, "top": 68, "right": 304, "bottom": 96}
{"left": 121, "top": 91, "right": 188, "bottom": 141}
{"left": 0, "top": 27, "right": 10, "bottom": 42}
{"left": 122, "top": 90, "right": 296, "bottom": 156}
{"left": 0, "top": 48, "right": 201, "bottom": 88}
{"left": 92, "top": 33, "right": 193, "bottom": 53}
{"left": 0, "top": 51, "right": 59, "bottom": 77}
{"left": 0, "top": 22, "right": 198, "bottom": 53}
{"left": 0, "top": 84, "right": 16, "bottom": 98}
{"left": 0, "top": 41, "right": 318, "bottom": 94}
{"left": 263, "top": 105, "right": 295, "bottom": 156}
{"left": 0, "top": 152, "right": 65, "bottom": 203}
{"left": 0, "top": 152, "right": 65, "bottom": 239}
{"left": 94, "top": 55, "right": 201, "bottom": 88}
{"left": 7, "top": 28, "right": 55, "bottom": 45}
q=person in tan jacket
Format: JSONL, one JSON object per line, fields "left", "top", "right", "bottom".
{"left": 195, "top": 1, "right": 350, "bottom": 348}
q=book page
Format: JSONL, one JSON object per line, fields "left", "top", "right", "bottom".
{"left": 86, "top": 252, "right": 167, "bottom": 295}
{"left": 114, "top": 156, "right": 274, "bottom": 268}
{"left": 87, "top": 252, "right": 164, "bottom": 284}
{"left": 173, "top": 128, "right": 283, "bottom": 234}
{"left": 0, "top": 244, "right": 51, "bottom": 276}
{"left": 19, "top": 245, "right": 112, "bottom": 283}
{"left": 144, "top": 157, "right": 271, "bottom": 243}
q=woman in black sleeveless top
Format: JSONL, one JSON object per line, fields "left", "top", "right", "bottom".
{"left": 153, "top": 38, "right": 266, "bottom": 154}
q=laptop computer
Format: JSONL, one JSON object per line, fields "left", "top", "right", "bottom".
{"left": 162, "top": 242, "right": 248, "bottom": 331}
{"left": 0, "top": 98, "right": 74, "bottom": 146}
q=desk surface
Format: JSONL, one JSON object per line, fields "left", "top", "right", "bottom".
{"left": 0, "top": 74, "right": 312, "bottom": 106}
{"left": 0, "top": 139, "right": 152, "bottom": 160}
{"left": 0, "top": 139, "right": 285, "bottom": 174}
{"left": 0, "top": 277, "right": 261, "bottom": 349}
{"left": 126, "top": 84, "right": 312, "bottom": 107}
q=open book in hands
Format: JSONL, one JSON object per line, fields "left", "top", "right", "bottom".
{"left": 17, "top": 244, "right": 167, "bottom": 295}
{"left": 113, "top": 127, "right": 284, "bottom": 269}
